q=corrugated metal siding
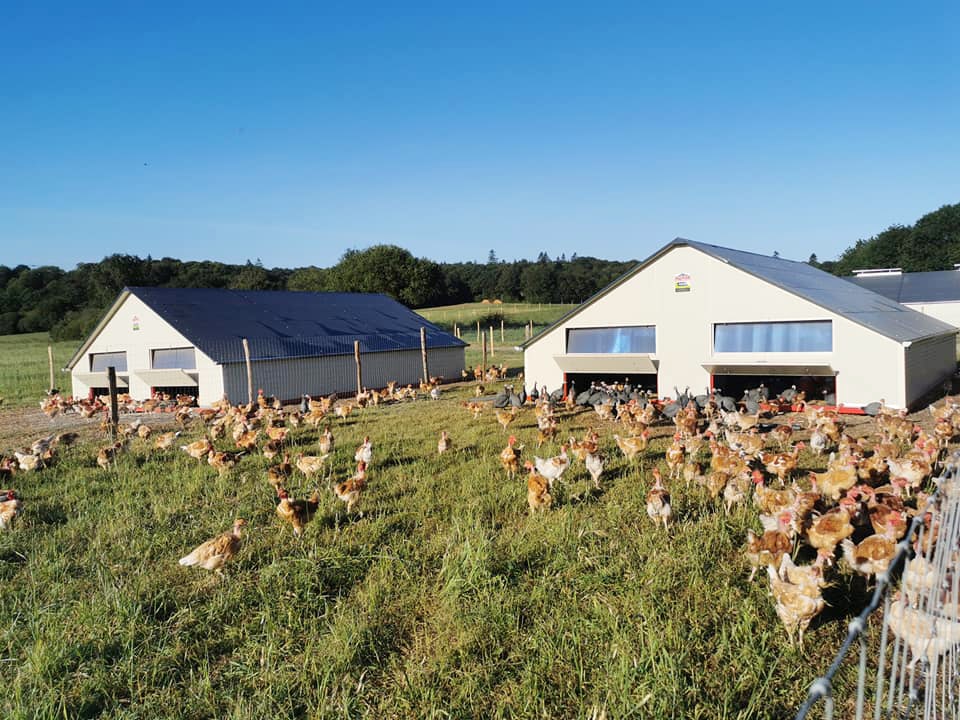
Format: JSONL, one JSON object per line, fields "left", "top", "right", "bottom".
{"left": 905, "top": 334, "right": 958, "bottom": 408}
{"left": 220, "top": 347, "right": 466, "bottom": 403}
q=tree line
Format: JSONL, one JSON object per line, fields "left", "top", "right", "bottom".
{"left": 0, "top": 246, "right": 635, "bottom": 340}
{"left": 4, "top": 201, "right": 956, "bottom": 340}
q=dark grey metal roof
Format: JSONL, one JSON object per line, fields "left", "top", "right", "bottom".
{"left": 846, "top": 270, "right": 960, "bottom": 304}
{"left": 523, "top": 239, "right": 955, "bottom": 349}
{"left": 681, "top": 240, "right": 954, "bottom": 343}
{"left": 126, "top": 287, "right": 466, "bottom": 363}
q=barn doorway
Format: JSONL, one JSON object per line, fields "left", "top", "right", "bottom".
{"left": 710, "top": 373, "right": 836, "bottom": 404}
{"left": 564, "top": 372, "right": 658, "bottom": 398}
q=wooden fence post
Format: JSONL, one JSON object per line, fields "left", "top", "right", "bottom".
{"left": 476, "top": 320, "right": 481, "bottom": 344}
{"left": 420, "top": 327, "right": 429, "bottom": 383}
{"left": 47, "top": 345, "right": 55, "bottom": 393}
{"left": 354, "top": 340, "right": 363, "bottom": 395}
{"left": 242, "top": 338, "right": 253, "bottom": 406}
{"left": 500, "top": 318, "right": 504, "bottom": 343}
{"left": 481, "top": 333, "right": 487, "bottom": 377}
{"left": 489, "top": 326, "right": 494, "bottom": 357}
{"left": 107, "top": 366, "right": 119, "bottom": 439}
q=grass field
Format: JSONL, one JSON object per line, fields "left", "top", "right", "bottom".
{"left": 0, "top": 333, "right": 76, "bottom": 408}
{"left": 417, "top": 302, "right": 578, "bottom": 331}
{"left": 0, "top": 382, "right": 884, "bottom": 718}
{"left": 0, "top": 313, "right": 894, "bottom": 717}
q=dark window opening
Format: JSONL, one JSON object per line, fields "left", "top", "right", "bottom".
{"left": 564, "top": 371, "right": 658, "bottom": 397}
{"left": 711, "top": 374, "right": 836, "bottom": 404}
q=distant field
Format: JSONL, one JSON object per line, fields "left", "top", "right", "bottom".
{"left": 417, "top": 302, "right": 576, "bottom": 330}
{"left": 0, "top": 333, "right": 75, "bottom": 408}
{"left": 418, "top": 302, "right": 575, "bottom": 379}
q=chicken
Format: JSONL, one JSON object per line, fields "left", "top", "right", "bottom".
{"left": 809, "top": 461, "right": 857, "bottom": 502}
{"left": 759, "top": 443, "right": 804, "bottom": 486}
{"left": 136, "top": 423, "right": 153, "bottom": 440}
{"left": 207, "top": 449, "right": 244, "bottom": 474}
{"left": 354, "top": 436, "right": 373, "bottom": 466}
{"left": 887, "top": 596, "right": 960, "bottom": 665}
{"left": 665, "top": 435, "right": 685, "bottom": 480}
{"left": 722, "top": 471, "right": 751, "bottom": 514}
{"left": 13, "top": 451, "right": 42, "bottom": 472}
{"left": 745, "top": 511, "right": 793, "bottom": 581}
{"left": 333, "top": 461, "right": 367, "bottom": 515}
{"left": 234, "top": 429, "right": 260, "bottom": 451}
{"left": 809, "top": 427, "right": 829, "bottom": 456}
{"left": 585, "top": 452, "right": 604, "bottom": 489}
{"left": 265, "top": 425, "right": 288, "bottom": 443}
{"left": 805, "top": 500, "right": 855, "bottom": 566}
{"left": 496, "top": 406, "right": 520, "bottom": 433}
{"left": 533, "top": 445, "right": 570, "bottom": 489}
{"left": 318, "top": 427, "right": 335, "bottom": 455}
{"left": 437, "top": 430, "right": 453, "bottom": 455}
{"left": 841, "top": 518, "right": 900, "bottom": 580}
{"left": 752, "top": 471, "right": 796, "bottom": 516}
{"left": 524, "top": 461, "right": 552, "bottom": 514}
{"left": 568, "top": 432, "right": 600, "bottom": 463}
{"left": 0, "top": 489, "right": 22, "bottom": 530}
{"left": 96, "top": 441, "right": 124, "bottom": 469}
{"left": 612, "top": 431, "right": 650, "bottom": 462}
{"left": 463, "top": 401, "right": 485, "bottom": 420}
{"left": 181, "top": 437, "right": 213, "bottom": 461}
{"left": 766, "top": 561, "right": 825, "bottom": 646}
{"left": 500, "top": 436, "right": 523, "bottom": 479}
{"left": 261, "top": 438, "right": 282, "bottom": 460}
{"left": 885, "top": 456, "right": 933, "bottom": 495}
{"left": 275, "top": 488, "right": 321, "bottom": 537}
{"left": 296, "top": 452, "right": 330, "bottom": 479}
{"left": 768, "top": 424, "right": 794, "bottom": 450}
{"left": 334, "top": 403, "right": 354, "bottom": 421}
{"left": 178, "top": 519, "right": 247, "bottom": 573}
{"left": 646, "top": 468, "right": 672, "bottom": 530}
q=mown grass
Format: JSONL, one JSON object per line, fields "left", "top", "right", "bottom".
{"left": 417, "top": 302, "right": 576, "bottom": 332}
{"left": 0, "top": 381, "right": 881, "bottom": 719}
{"left": 0, "top": 333, "right": 75, "bottom": 408}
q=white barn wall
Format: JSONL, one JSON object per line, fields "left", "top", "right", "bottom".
{"left": 70, "top": 294, "right": 222, "bottom": 405}
{"left": 221, "top": 347, "right": 466, "bottom": 402}
{"left": 904, "top": 334, "right": 956, "bottom": 408}
{"left": 525, "top": 245, "right": 917, "bottom": 408}
{"left": 903, "top": 302, "right": 960, "bottom": 329}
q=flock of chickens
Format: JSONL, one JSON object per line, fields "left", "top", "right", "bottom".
{"left": 475, "top": 385, "right": 957, "bottom": 648}
{"left": 4, "top": 377, "right": 960, "bottom": 652}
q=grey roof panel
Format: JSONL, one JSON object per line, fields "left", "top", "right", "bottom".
{"left": 683, "top": 240, "right": 954, "bottom": 343}
{"left": 126, "top": 287, "right": 466, "bottom": 364}
{"left": 847, "top": 271, "right": 960, "bottom": 304}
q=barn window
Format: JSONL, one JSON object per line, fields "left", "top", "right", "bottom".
{"left": 567, "top": 326, "right": 656, "bottom": 354}
{"left": 713, "top": 321, "right": 832, "bottom": 353}
{"left": 152, "top": 347, "right": 197, "bottom": 369}
{"left": 90, "top": 351, "right": 128, "bottom": 372}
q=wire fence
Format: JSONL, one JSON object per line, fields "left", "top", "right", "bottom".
{"left": 796, "top": 451, "right": 960, "bottom": 720}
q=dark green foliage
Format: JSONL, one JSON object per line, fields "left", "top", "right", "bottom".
{"left": 828, "top": 203, "right": 960, "bottom": 274}
{"left": 0, "top": 249, "right": 634, "bottom": 340}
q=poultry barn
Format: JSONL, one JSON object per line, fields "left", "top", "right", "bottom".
{"left": 523, "top": 238, "right": 958, "bottom": 411}
{"left": 65, "top": 287, "right": 466, "bottom": 406}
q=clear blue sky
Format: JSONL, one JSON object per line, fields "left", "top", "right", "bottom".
{"left": 2, "top": 2, "right": 958, "bottom": 270}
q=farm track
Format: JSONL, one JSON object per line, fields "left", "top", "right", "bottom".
{"left": 0, "top": 405, "right": 176, "bottom": 449}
